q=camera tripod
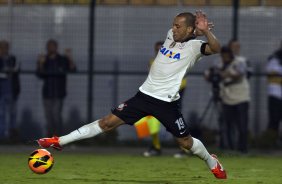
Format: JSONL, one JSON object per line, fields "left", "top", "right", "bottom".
{"left": 198, "top": 90, "right": 225, "bottom": 148}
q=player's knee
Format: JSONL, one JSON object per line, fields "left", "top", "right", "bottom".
{"left": 99, "top": 118, "right": 112, "bottom": 132}
{"left": 99, "top": 115, "right": 121, "bottom": 132}
{"left": 177, "top": 136, "right": 193, "bottom": 150}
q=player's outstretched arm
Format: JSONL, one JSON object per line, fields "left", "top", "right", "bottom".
{"left": 195, "top": 10, "right": 220, "bottom": 55}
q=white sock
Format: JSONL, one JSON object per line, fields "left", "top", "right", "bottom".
{"left": 59, "top": 120, "right": 103, "bottom": 146}
{"left": 190, "top": 137, "right": 217, "bottom": 170}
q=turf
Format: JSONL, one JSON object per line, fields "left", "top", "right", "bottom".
{"left": 1, "top": 151, "right": 282, "bottom": 184}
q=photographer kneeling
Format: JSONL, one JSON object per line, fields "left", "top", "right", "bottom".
{"left": 206, "top": 46, "right": 250, "bottom": 153}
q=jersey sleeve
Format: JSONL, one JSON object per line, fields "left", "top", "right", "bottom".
{"left": 191, "top": 40, "right": 207, "bottom": 58}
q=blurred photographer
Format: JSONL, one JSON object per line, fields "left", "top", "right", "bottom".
{"left": 204, "top": 65, "right": 224, "bottom": 149}
{"left": 205, "top": 46, "right": 250, "bottom": 153}
{"left": 228, "top": 39, "right": 253, "bottom": 79}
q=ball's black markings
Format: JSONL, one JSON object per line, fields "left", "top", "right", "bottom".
{"left": 44, "top": 164, "right": 53, "bottom": 173}
{"left": 30, "top": 151, "right": 39, "bottom": 156}
{"left": 28, "top": 151, "right": 39, "bottom": 161}
{"left": 39, "top": 155, "right": 50, "bottom": 162}
{"left": 32, "top": 155, "right": 50, "bottom": 168}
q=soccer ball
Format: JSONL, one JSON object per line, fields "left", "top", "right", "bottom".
{"left": 28, "top": 149, "right": 54, "bottom": 174}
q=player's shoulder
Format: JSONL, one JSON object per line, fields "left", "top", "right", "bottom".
{"left": 185, "top": 39, "right": 206, "bottom": 51}
{"left": 166, "top": 29, "right": 173, "bottom": 40}
{"left": 188, "top": 39, "right": 205, "bottom": 45}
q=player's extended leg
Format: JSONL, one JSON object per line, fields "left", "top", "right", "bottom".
{"left": 37, "top": 113, "right": 125, "bottom": 150}
{"left": 38, "top": 92, "right": 150, "bottom": 150}
{"left": 176, "top": 135, "right": 227, "bottom": 179}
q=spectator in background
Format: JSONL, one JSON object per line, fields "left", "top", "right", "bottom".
{"left": 217, "top": 46, "right": 250, "bottom": 153}
{"left": 228, "top": 39, "right": 253, "bottom": 79}
{"left": 37, "top": 39, "right": 76, "bottom": 137}
{"left": 228, "top": 39, "right": 246, "bottom": 62}
{"left": 266, "top": 41, "right": 282, "bottom": 142}
{"left": 0, "top": 40, "right": 20, "bottom": 141}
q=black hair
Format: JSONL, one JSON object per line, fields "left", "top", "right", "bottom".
{"left": 221, "top": 45, "right": 234, "bottom": 59}
{"left": 176, "top": 12, "right": 196, "bottom": 28}
{"left": 274, "top": 49, "right": 282, "bottom": 64}
{"left": 46, "top": 39, "right": 58, "bottom": 47}
{"left": 268, "top": 40, "right": 282, "bottom": 63}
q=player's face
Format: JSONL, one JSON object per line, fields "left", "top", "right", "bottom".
{"left": 172, "top": 16, "right": 193, "bottom": 42}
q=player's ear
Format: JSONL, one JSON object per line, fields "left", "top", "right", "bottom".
{"left": 187, "top": 26, "right": 194, "bottom": 34}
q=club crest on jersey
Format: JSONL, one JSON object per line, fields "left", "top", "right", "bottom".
{"left": 160, "top": 46, "right": 181, "bottom": 60}
{"left": 117, "top": 103, "right": 127, "bottom": 111}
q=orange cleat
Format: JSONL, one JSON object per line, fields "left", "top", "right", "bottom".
{"left": 210, "top": 154, "right": 227, "bottom": 179}
{"left": 37, "top": 136, "right": 62, "bottom": 151}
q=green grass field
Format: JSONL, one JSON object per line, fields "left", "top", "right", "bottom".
{"left": 1, "top": 151, "right": 282, "bottom": 184}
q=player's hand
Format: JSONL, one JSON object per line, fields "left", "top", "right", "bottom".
{"left": 194, "top": 22, "right": 214, "bottom": 36}
{"left": 195, "top": 10, "right": 209, "bottom": 33}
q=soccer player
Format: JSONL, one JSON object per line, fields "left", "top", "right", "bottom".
{"left": 37, "top": 11, "right": 227, "bottom": 179}
{"left": 140, "top": 41, "right": 188, "bottom": 157}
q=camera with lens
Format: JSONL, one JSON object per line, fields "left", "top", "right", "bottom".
{"left": 205, "top": 67, "right": 222, "bottom": 101}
